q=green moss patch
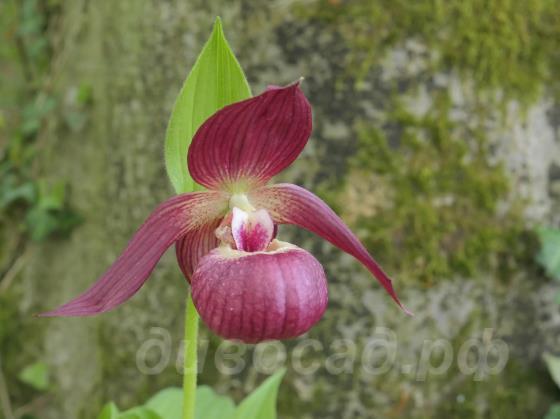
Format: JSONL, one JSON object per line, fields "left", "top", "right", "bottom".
{"left": 345, "top": 92, "right": 534, "bottom": 284}
{"left": 297, "top": 0, "right": 560, "bottom": 105}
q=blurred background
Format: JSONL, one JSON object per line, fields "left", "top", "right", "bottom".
{"left": 1, "top": 0, "right": 560, "bottom": 418}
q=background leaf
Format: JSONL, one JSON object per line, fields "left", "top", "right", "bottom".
{"left": 18, "top": 361, "right": 49, "bottom": 391}
{"left": 97, "top": 403, "right": 120, "bottom": 419}
{"left": 234, "top": 369, "right": 286, "bottom": 419}
{"left": 164, "top": 17, "right": 252, "bottom": 194}
{"left": 545, "top": 404, "right": 560, "bottom": 419}
{"left": 118, "top": 407, "right": 161, "bottom": 419}
{"left": 140, "top": 386, "right": 236, "bottom": 419}
{"left": 195, "top": 386, "right": 236, "bottom": 419}
{"left": 145, "top": 387, "right": 182, "bottom": 419}
{"left": 536, "top": 228, "right": 560, "bottom": 280}
{"left": 544, "top": 353, "right": 560, "bottom": 389}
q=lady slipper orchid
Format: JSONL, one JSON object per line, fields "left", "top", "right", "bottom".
{"left": 41, "top": 82, "right": 410, "bottom": 342}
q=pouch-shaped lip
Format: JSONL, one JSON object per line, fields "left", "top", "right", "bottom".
{"left": 191, "top": 242, "right": 328, "bottom": 343}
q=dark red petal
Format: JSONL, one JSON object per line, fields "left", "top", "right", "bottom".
{"left": 187, "top": 83, "right": 312, "bottom": 190}
{"left": 191, "top": 245, "right": 328, "bottom": 343}
{"left": 175, "top": 217, "right": 221, "bottom": 283}
{"left": 250, "top": 184, "right": 411, "bottom": 315}
{"left": 40, "top": 192, "right": 228, "bottom": 317}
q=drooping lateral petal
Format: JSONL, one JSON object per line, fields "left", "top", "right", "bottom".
{"left": 250, "top": 184, "right": 411, "bottom": 315}
{"left": 187, "top": 83, "right": 312, "bottom": 190}
{"left": 40, "top": 191, "right": 228, "bottom": 317}
{"left": 175, "top": 217, "right": 222, "bottom": 282}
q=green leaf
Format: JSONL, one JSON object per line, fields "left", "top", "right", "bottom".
{"left": 145, "top": 385, "right": 236, "bottom": 419}
{"left": 97, "top": 403, "right": 120, "bottom": 419}
{"left": 537, "top": 228, "right": 560, "bottom": 280}
{"left": 97, "top": 403, "right": 161, "bottom": 419}
{"left": 77, "top": 82, "right": 93, "bottom": 105}
{"left": 145, "top": 387, "right": 182, "bottom": 419}
{"left": 18, "top": 362, "right": 49, "bottom": 391}
{"left": 544, "top": 353, "right": 560, "bottom": 389}
{"left": 234, "top": 369, "right": 286, "bottom": 419}
{"left": 195, "top": 386, "right": 236, "bottom": 419}
{"left": 37, "top": 180, "right": 65, "bottom": 210}
{"left": 118, "top": 407, "right": 161, "bottom": 419}
{"left": 545, "top": 404, "right": 560, "bottom": 419}
{"left": 0, "top": 181, "right": 35, "bottom": 208}
{"left": 164, "top": 17, "right": 252, "bottom": 194}
{"left": 25, "top": 206, "right": 81, "bottom": 241}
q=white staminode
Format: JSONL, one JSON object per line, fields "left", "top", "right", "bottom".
{"left": 231, "top": 207, "right": 274, "bottom": 252}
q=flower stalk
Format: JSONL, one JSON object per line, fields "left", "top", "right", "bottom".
{"left": 182, "top": 292, "right": 199, "bottom": 419}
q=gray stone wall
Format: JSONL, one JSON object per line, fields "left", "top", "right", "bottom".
{"left": 6, "top": 0, "right": 559, "bottom": 418}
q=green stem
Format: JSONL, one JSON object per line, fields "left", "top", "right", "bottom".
{"left": 182, "top": 292, "right": 199, "bottom": 419}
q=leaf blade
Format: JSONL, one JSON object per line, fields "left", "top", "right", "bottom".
{"left": 164, "top": 17, "right": 251, "bottom": 194}
{"left": 97, "top": 403, "right": 120, "bottom": 419}
{"left": 234, "top": 368, "right": 286, "bottom": 419}
{"left": 144, "top": 385, "right": 236, "bottom": 419}
{"left": 145, "top": 387, "right": 183, "bottom": 419}
{"left": 537, "top": 227, "right": 560, "bottom": 280}
{"left": 118, "top": 407, "right": 162, "bottom": 419}
{"left": 544, "top": 353, "right": 560, "bottom": 389}
{"left": 195, "top": 386, "right": 236, "bottom": 419}
{"left": 18, "top": 361, "right": 49, "bottom": 391}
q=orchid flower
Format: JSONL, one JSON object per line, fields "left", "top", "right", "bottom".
{"left": 41, "top": 82, "right": 409, "bottom": 343}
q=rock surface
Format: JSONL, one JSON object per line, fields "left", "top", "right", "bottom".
{"left": 4, "top": 0, "right": 559, "bottom": 418}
